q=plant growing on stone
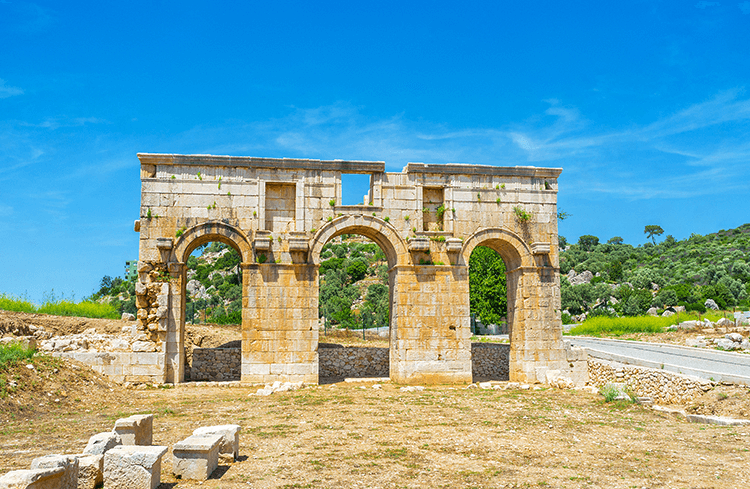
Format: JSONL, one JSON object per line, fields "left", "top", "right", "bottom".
{"left": 496, "top": 198, "right": 501, "bottom": 204}
{"left": 146, "top": 208, "right": 152, "bottom": 219}
{"left": 257, "top": 254, "right": 267, "bottom": 264}
{"left": 218, "top": 176, "right": 222, "bottom": 190}
{"left": 501, "top": 183, "right": 506, "bottom": 189}
{"left": 310, "top": 228, "right": 317, "bottom": 234}
{"left": 171, "top": 175, "right": 176, "bottom": 180}
{"left": 329, "top": 199, "right": 336, "bottom": 207}
{"left": 383, "top": 216, "right": 390, "bottom": 223}
{"left": 544, "top": 180, "right": 551, "bottom": 190}
{"left": 327, "top": 216, "right": 333, "bottom": 222}
{"left": 196, "top": 172, "right": 202, "bottom": 180}
{"left": 253, "top": 210, "right": 257, "bottom": 217}
{"left": 477, "top": 193, "right": 481, "bottom": 201}
{"left": 513, "top": 206, "right": 532, "bottom": 222}
{"left": 436, "top": 204, "right": 446, "bottom": 222}
{"left": 175, "top": 226, "right": 186, "bottom": 238}
{"left": 404, "top": 215, "right": 409, "bottom": 221}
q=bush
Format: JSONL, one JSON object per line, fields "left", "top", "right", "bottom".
{"left": 561, "top": 312, "right": 573, "bottom": 325}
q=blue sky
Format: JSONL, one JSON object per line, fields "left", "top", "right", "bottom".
{"left": 1, "top": 1, "right": 749, "bottom": 303}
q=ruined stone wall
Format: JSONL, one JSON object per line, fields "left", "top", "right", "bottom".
{"left": 471, "top": 343, "right": 510, "bottom": 380}
{"left": 190, "top": 348, "right": 241, "bottom": 381}
{"left": 318, "top": 345, "right": 389, "bottom": 378}
{"left": 588, "top": 359, "right": 715, "bottom": 404}
{"left": 132, "top": 153, "right": 564, "bottom": 385}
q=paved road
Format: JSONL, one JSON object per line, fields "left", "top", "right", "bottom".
{"left": 566, "top": 336, "right": 750, "bottom": 384}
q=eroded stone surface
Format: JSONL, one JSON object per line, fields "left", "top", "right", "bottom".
{"left": 113, "top": 414, "right": 153, "bottom": 446}
{"left": 193, "top": 425, "right": 241, "bottom": 461}
{"left": 172, "top": 434, "right": 222, "bottom": 480}
{"left": 30, "top": 454, "right": 78, "bottom": 489}
{"left": 0, "top": 467, "right": 64, "bottom": 489}
{"left": 74, "top": 454, "right": 103, "bottom": 489}
{"left": 83, "top": 432, "right": 122, "bottom": 456}
{"left": 103, "top": 445, "right": 167, "bottom": 489}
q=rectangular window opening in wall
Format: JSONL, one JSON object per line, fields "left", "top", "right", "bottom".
{"left": 341, "top": 173, "right": 373, "bottom": 205}
{"left": 265, "top": 183, "right": 296, "bottom": 233}
{"left": 423, "top": 187, "right": 444, "bottom": 231}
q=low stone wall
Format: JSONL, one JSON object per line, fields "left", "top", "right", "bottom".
{"left": 190, "top": 348, "right": 240, "bottom": 381}
{"left": 188, "top": 343, "right": 515, "bottom": 381}
{"left": 318, "top": 344, "right": 389, "bottom": 378}
{"left": 471, "top": 343, "right": 510, "bottom": 380}
{"left": 588, "top": 359, "right": 715, "bottom": 404}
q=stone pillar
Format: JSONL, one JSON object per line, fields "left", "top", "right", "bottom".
{"left": 389, "top": 265, "right": 472, "bottom": 384}
{"left": 166, "top": 263, "right": 185, "bottom": 383}
{"left": 241, "top": 263, "right": 319, "bottom": 383}
{"left": 508, "top": 266, "right": 566, "bottom": 383}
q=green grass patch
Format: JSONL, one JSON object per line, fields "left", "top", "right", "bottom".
{"left": 0, "top": 342, "right": 36, "bottom": 370}
{"left": 0, "top": 292, "right": 119, "bottom": 319}
{"left": 566, "top": 315, "right": 680, "bottom": 336}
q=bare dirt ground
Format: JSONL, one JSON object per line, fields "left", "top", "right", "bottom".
{"left": 2, "top": 311, "right": 750, "bottom": 487}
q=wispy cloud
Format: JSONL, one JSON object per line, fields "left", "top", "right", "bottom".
{"left": 9, "top": 2, "right": 55, "bottom": 34}
{"left": 0, "top": 78, "right": 23, "bottom": 98}
{"left": 695, "top": 1, "right": 721, "bottom": 8}
{"left": 19, "top": 116, "right": 109, "bottom": 130}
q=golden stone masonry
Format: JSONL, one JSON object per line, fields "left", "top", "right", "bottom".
{"left": 132, "top": 153, "right": 570, "bottom": 385}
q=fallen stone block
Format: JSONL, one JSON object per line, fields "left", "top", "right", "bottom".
{"left": 113, "top": 414, "right": 153, "bottom": 445}
{"left": 103, "top": 445, "right": 167, "bottom": 489}
{"left": 0, "top": 467, "right": 65, "bottom": 489}
{"left": 172, "top": 434, "right": 223, "bottom": 480}
{"left": 74, "top": 454, "right": 103, "bottom": 489}
{"left": 30, "top": 455, "right": 78, "bottom": 489}
{"left": 686, "top": 414, "right": 750, "bottom": 426}
{"left": 83, "top": 432, "right": 122, "bottom": 456}
{"left": 192, "top": 425, "right": 241, "bottom": 461}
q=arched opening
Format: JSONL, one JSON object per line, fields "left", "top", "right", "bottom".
{"left": 182, "top": 240, "right": 243, "bottom": 382}
{"left": 468, "top": 246, "right": 510, "bottom": 381}
{"left": 309, "top": 216, "right": 407, "bottom": 383}
{"left": 172, "top": 222, "right": 252, "bottom": 383}
{"left": 461, "top": 229, "right": 531, "bottom": 383}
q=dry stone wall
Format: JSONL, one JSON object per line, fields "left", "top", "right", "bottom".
{"left": 588, "top": 359, "right": 715, "bottom": 404}
{"left": 318, "top": 345, "right": 389, "bottom": 378}
{"left": 191, "top": 348, "right": 241, "bottom": 381}
{"left": 471, "top": 343, "right": 510, "bottom": 380}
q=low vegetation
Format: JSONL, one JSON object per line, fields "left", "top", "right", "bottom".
{"left": 0, "top": 292, "right": 119, "bottom": 320}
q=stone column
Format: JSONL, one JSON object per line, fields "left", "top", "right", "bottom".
{"left": 507, "top": 266, "right": 566, "bottom": 383}
{"left": 241, "top": 263, "right": 319, "bottom": 383}
{"left": 389, "top": 265, "right": 472, "bottom": 384}
{"left": 166, "top": 262, "right": 185, "bottom": 383}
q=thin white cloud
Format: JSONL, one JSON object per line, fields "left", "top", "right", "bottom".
{"left": 0, "top": 78, "right": 23, "bottom": 98}
{"left": 695, "top": 1, "right": 721, "bottom": 8}
{"left": 19, "top": 116, "right": 109, "bottom": 130}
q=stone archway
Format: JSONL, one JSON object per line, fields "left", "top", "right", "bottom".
{"left": 461, "top": 228, "right": 566, "bottom": 383}
{"left": 166, "top": 221, "right": 253, "bottom": 382}
{"left": 127, "top": 153, "right": 568, "bottom": 386}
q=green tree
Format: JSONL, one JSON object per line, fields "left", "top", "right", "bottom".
{"left": 577, "top": 235, "right": 599, "bottom": 251}
{"left": 607, "top": 236, "right": 624, "bottom": 245}
{"left": 468, "top": 246, "right": 507, "bottom": 325}
{"left": 644, "top": 225, "right": 664, "bottom": 245}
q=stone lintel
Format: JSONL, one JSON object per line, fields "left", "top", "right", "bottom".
{"left": 405, "top": 162, "right": 563, "bottom": 179}
{"left": 531, "top": 242, "right": 551, "bottom": 255}
{"left": 137, "top": 153, "right": 385, "bottom": 173}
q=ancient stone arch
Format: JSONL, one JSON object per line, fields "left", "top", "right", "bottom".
{"left": 131, "top": 154, "right": 567, "bottom": 385}
{"left": 308, "top": 214, "right": 408, "bottom": 268}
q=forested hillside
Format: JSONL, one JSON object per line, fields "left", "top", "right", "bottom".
{"left": 560, "top": 223, "right": 750, "bottom": 319}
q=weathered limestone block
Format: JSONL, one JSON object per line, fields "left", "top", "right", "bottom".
{"left": 30, "top": 454, "right": 78, "bottom": 489}
{"left": 192, "top": 424, "right": 241, "bottom": 461}
{"left": 103, "top": 445, "right": 167, "bottom": 489}
{"left": 172, "top": 434, "right": 223, "bottom": 480}
{"left": 83, "top": 432, "right": 122, "bottom": 456}
{"left": 0, "top": 468, "right": 65, "bottom": 489}
{"left": 74, "top": 454, "right": 103, "bottom": 489}
{"left": 113, "top": 414, "right": 153, "bottom": 445}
